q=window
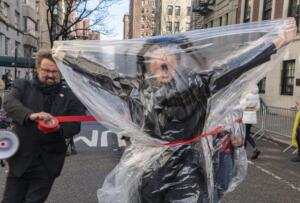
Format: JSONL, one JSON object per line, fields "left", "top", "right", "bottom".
{"left": 152, "top": 0, "right": 155, "bottom": 8}
{"left": 141, "top": 0, "right": 145, "bottom": 7}
{"left": 23, "top": 17, "right": 36, "bottom": 36}
{"left": 187, "top": 7, "right": 191, "bottom": 16}
{"left": 225, "top": 13, "right": 229, "bottom": 25}
{"left": 258, "top": 77, "right": 266, "bottom": 94}
{"left": 4, "top": 3, "right": 9, "bottom": 17}
{"left": 15, "top": 41, "right": 20, "bottom": 50}
{"left": 186, "top": 22, "right": 191, "bottom": 31}
{"left": 36, "top": 1, "right": 40, "bottom": 15}
{"left": 166, "top": 21, "right": 172, "bottom": 33}
{"left": 5, "top": 37, "right": 9, "bottom": 55}
{"left": 174, "top": 22, "right": 180, "bottom": 32}
{"left": 219, "top": 16, "right": 222, "bottom": 26}
{"left": 210, "top": 21, "right": 213, "bottom": 27}
{"left": 168, "top": 5, "right": 173, "bottom": 15}
{"left": 288, "top": 0, "right": 300, "bottom": 32}
{"left": 244, "top": 0, "right": 252, "bottom": 22}
{"left": 36, "top": 19, "right": 39, "bottom": 31}
{"left": 262, "top": 0, "right": 272, "bottom": 20}
{"left": 15, "top": 11, "right": 20, "bottom": 29}
{"left": 281, "top": 60, "right": 295, "bottom": 95}
{"left": 175, "top": 6, "right": 181, "bottom": 16}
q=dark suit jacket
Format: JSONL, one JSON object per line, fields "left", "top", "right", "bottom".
{"left": 4, "top": 79, "right": 85, "bottom": 178}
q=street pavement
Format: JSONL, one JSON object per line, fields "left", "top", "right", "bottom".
{"left": 1, "top": 122, "right": 300, "bottom": 203}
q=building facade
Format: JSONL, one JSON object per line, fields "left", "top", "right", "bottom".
{"left": 240, "top": 0, "right": 300, "bottom": 108}
{"left": 191, "top": 0, "right": 239, "bottom": 29}
{"left": 128, "top": 0, "right": 157, "bottom": 38}
{"left": 192, "top": 0, "right": 300, "bottom": 109}
{"left": 156, "top": 0, "right": 192, "bottom": 35}
{"left": 0, "top": 0, "right": 38, "bottom": 79}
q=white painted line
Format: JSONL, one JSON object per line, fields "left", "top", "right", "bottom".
{"left": 74, "top": 130, "right": 98, "bottom": 147}
{"left": 248, "top": 161, "right": 300, "bottom": 192}
{"left": 101, "top": 130, "right": 109, "bottom": 147}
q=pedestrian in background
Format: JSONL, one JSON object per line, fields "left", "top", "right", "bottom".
{"left": 240, "top": 85, "right": 261, "bottom": 160}
{"left": 1, "top": 49, "right": 85, "bottom": 203}
{"left": 291, "top": 101, "right": 300, "bottom": 162}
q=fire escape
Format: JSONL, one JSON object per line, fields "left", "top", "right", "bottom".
{"left": 192, "top": 0, "right": 216, "bottom": 16}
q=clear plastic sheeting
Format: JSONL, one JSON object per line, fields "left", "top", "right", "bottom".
{"left": 53, "top": 19, "right": 296, "bottom": 203}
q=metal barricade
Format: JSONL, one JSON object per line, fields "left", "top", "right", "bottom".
{"left": 253, "top": 104, "right": 297, "bottom": 153}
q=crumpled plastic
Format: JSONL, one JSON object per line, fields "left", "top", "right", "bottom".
{"left": 52, "top": 19, "right": 293, "bottom": 203}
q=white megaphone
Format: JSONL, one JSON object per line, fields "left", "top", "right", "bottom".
{"left": 0, "top": 130, "right": 19, "bottom": 160}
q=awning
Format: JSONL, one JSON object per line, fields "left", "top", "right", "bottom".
{"left": 0, "top": 56, "right": 35, "bottom": 68}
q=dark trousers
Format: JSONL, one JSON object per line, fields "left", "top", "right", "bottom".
{"left": 2, "top": 157, "right": 55, "bottom": 203}
{"left": 296, "top": 131, "right": 300, "bottom": 157}
{"left": 244, "top": 124, "right": 257, "bottom": 150}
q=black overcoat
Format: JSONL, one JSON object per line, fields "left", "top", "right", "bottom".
{"left": 4, "top": 79, "right": 85, "bottom": 178}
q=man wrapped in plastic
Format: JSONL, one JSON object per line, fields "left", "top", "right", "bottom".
{"left": 52, "top": 18, "right": 297, "bottom": 203}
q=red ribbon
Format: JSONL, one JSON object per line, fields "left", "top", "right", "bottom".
{"left": 37, "top": 116, "right": 241, "bottom": 146}
{"left": 37, "top": 116, "right": 97, "bottom": 133}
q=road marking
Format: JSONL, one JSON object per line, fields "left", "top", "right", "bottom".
{"left": 248, "top": 161, "right": 300, "bottom": 192}
{"left": 75, "top": 130, "right": 127, "bottom": 147}
{"left": 74, "top": 130, "right": 99, "bottom": 147}
{"left": 101, "top": 130, "right": 109, "bottom": 147}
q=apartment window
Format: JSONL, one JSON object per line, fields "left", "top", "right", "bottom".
{"left": 15, "top": 11, "right": 20, "bottom": 29}
{"left": 168, "top": 5, "right": 173, "bottom": 15}
{"left": 36, "top": 19, "right": 39, "bottom": 31}
{"left": 258, "top": 77, "right": 266, "bottom": 94}
{"left": 262, "top": 0, "right": 272, "bottom": 20}
{"left": 174, "top": 22, "right": 180, "bottom": 32}
{"left": 152, "top": 0, "right": 155, "bottom": 8}
{"left": 186, "top": 22, "right": 191, "bottom": 31}
{"left": 219, "top": 16, "right": 222, "bottom": 26}
{"left": 288, "top": 0, "right": 300, "bottom": 32}
{"left": 141, "top": 0, "right": 145, "bottom": 7}
{"left": 281, "top": 60, "right": 295, "bottom": 95}
{"left": 23, "top": 17, "right": 36, "bottom": 36}
{"left": 36, "top": 1, "right": 40, "bottom": 15}
{"left": 244, "top": 0, "right": 252, "bottom": 22}
{"left": 15, "top": 41, "right": 20, "bottom": 50}
{"left": 175, "top": 6, "right": 181, "bottom": 16}
{"left": 4, "top": 3, "right": 9, "bottom": 17}
{"left": 187, "top": 7, "right": 192, "bottom": 16}
{"left": 5, "top": 37, "right": 9, "bottom": 55}
{"left": 166, "top": 21, "right": 172, "bottom": 33}
{"left": 225, "top": 13, "right": 229, "bottom": 25}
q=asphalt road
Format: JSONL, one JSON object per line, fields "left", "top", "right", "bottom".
{"left": 1, "top": 122, "right": 300, "bottom": 203}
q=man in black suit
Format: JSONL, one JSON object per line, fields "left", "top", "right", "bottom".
{"left": 1, "top": 49, "right": 85, "bottom": 203}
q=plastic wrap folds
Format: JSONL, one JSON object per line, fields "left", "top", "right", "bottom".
{"left": 52, "top": 19, "right": 294, "bottom": 203}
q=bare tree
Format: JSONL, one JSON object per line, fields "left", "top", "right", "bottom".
{"left": 46, "top": 0, "right": 120, "bottom": 47}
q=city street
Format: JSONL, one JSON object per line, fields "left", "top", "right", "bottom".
{"left": 1, "top": 122, "right": 300, "bottom": 203}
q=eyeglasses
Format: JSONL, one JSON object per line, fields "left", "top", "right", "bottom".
{"left": 40, "top": 68, "right": 60, "bottom": 75}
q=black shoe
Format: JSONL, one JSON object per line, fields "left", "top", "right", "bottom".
{"left": 251, "top": 150, "right": 261, "bottom": 160}
{"left": 290, "top": 157, "right": 300, "bottom": 162}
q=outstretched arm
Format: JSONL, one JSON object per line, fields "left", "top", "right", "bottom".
{"left": 209, "top": 18, "right": 297, "bottom": 94}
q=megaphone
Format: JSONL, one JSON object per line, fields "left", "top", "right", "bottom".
{"left": 0, "top": 130, "right": 19, "bottom": 160}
